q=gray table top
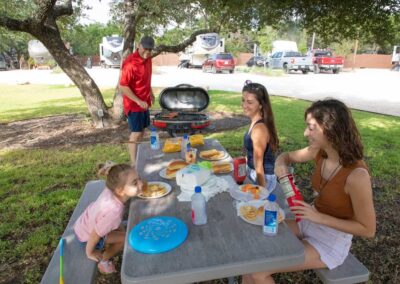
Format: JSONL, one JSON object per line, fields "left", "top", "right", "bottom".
{"left": 121, "top": 139, "right": 304, "bottom": 284}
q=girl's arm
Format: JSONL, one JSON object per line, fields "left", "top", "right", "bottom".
{"left": 251, "top": 124, "right": 268, "bottom": 187}
{"left": 86, "top": 230, "right": 104, "bottom": 262}
{"left": 291, "top": 168, "right": 376, "bottom": 237}
{"left": 275, "top": 146, "right": 320, "bottom": 178}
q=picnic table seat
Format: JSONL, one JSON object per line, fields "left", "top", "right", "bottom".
{"left": 314, "top": 253, "right": 369, "bottom": 284}
{"left": 40, "top": 180, "right": 105, "bottom": 284}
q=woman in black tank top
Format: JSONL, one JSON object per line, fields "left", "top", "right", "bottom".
{"left": 242, "top": 81, "right": 279, "bottom": 189}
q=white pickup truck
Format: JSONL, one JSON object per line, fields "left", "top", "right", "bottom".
{"left": 268, "top": 51, "right": 313, "bottom": 74}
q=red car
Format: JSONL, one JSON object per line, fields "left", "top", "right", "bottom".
{"left": 202, "top": 53, "right": 235, "bottom": 73}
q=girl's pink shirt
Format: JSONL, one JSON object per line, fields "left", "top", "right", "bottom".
{"left": 74, "top": 187, "right": 125, "bottom": 242}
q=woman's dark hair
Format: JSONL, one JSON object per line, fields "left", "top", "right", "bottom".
{"left": 242, "top": 82, "right": 279, "bottom": 152}
{"left": 305, "top": 99, "right": 364, "bottom": 166}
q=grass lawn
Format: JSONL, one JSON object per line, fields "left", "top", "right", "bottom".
{"left": 0, "top": 84, "right": 399, "bottom": 283}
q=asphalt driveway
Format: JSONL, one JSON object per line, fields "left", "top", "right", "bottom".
{"left": 1, "top": 67, "right": 398, "bottom": 116}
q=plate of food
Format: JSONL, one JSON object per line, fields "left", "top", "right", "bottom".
{"left": 199, "top": 149, "right": 228, "bottom": 161}
{"left": 138, "top": 182, "right": 172, "bottom": 199}
{"left": 230, "top": 184, "right": 270, "bottom": 201}
{"left": 238, "top": 200, "right": 285, "bottom": 226}
{"left": 211, "top": 161, "right": 233, "bottom": 174}
{"left": 159, "top": 160, "right": 189, "bottom": 179}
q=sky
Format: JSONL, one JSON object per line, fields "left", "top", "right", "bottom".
{"left": 80, "top": 0, "right": 112, "bottom": 25}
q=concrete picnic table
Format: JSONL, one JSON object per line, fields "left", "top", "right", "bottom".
{"left": 121, "top": 138, "right": 305, "bottom": 284}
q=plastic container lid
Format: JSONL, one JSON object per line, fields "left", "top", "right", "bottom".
{"left": 183, "top": 134, "right": 188, "bottom": 139}
{"left": 195, "top": 186, "right": 202, "bottom": 193}
{"left": 268, "top": 193, "right": 276, "bottom": 202}
{"left": 128, "top": 216, "right": 188, "bottom": 254}
{"left": 151, "top": 126, "right": 156, "bottom": 132}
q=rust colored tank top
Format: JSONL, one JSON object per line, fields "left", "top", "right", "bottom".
{"left": 311, "top": 151, "right": 369, "bottom": 219}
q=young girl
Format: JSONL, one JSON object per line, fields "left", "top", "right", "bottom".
{"left": 242, "top": 81, "right": 279, "bottom": 191}
{"left": 243, "top": 99, "right": 376, "bottom": 284}
{"left": 74, "top": 163, "right": 144, "bottom": 274}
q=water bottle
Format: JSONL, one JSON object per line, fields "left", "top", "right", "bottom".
{"left": 181, "top": 134, "right": 189, "bottom": 159}
{"left": 150, "top": 127, "right": 160, "bottom": 150}
{"left": 263, "top": 194, "right": 278, "bottom": 236}
{"left": 191, "top": 186, "right": 207, "bottom": 225}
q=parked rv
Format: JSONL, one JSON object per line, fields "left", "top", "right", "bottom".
{"left": 272, "top": 40, "right": 298, "bottom": 54}
{"left": 392, "top": 46, "right": 400, "bottom": 64}
{"left": 179, "top": 33, "right": 225, "bottom": 68}
{"left": 28, "top": 40, "right": 53, "bottom": 65}
{"left": 99, "top": 35, "right": 123, "bottom": 68}
{"left": 269, "top": 51, "right": 313, "bottom": 74}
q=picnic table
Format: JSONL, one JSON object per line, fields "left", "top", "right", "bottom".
{"left": 121, "top": 138, "right": 305, "bottom": 284}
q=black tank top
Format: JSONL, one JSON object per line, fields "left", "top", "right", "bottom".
{"left": 243, "top": 120, "right": 275, "bottom": 175}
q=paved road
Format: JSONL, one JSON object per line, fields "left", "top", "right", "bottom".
{"left": 1, "top": 67, "right": 398, "bottom": 116}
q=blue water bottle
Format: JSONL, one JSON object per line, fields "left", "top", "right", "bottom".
{"left": 263, "top": 194, "right": 278, "bottom": 236}
{"left": 181, "top": 134, "right": 189, "bottom": 159}
{"left": 150, "top": 127, "right": 160, "bottom": 150}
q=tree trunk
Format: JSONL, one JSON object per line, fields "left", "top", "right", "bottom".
{"left": 110, "top": 0, "right": 140, "bottom": 122}
{"left": 37, "top": 30, "right": 113, "bottom": 128}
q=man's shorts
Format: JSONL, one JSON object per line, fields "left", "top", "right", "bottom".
{"left": 127, "top": 110, "right": 150, "bottom": 132}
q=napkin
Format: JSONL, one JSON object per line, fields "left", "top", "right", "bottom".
{"left": 177, "top": 175, "right": 232, "bottom": 202}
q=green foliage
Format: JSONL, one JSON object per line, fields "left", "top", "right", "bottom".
{"left": 61, "top": 23, "right": 122, "bottom": 56}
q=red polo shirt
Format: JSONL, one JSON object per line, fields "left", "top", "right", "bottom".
{"left": 120, "top": 49, "right": 152, "bottom": 114}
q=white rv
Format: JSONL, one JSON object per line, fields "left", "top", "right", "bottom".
{"left": 28, "top": 40, "right": 53, "bottom": 64}
{"left": 272, "top": 40, "right": 298, "bottom": 54}
{"left": 99, "top": 35, "right": 124, "bottom": 68}
{"left": 179, "top": 33, "right": 225, "bottom": 68}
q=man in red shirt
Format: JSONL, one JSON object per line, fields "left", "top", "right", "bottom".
{"left": 119, "top": 36, "right": 155, "bottom": 166}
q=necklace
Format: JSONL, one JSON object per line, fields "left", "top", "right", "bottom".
{"left": 319, "top": 159, "right": 342, "bottom": 191}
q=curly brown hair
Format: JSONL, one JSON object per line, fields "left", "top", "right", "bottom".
{"left": 305, "top": 99, "right": 364, "bottom": 167}
{"left": 242, "top": 82, "right": 279, "bottom": 152}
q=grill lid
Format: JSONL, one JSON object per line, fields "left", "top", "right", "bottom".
{"left": 159, "top": 84, "right": 209, "bottom": 111}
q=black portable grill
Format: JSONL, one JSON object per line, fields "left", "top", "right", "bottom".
{"left": 152, "top": 84, "right": 212, "bottom": 137}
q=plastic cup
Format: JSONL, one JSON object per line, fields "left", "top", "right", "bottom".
{"left": 185, "top": 148, "right": 197, "bottom": 164}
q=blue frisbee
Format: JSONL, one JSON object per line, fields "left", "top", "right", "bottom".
{"left": 128, "top": 216, "right": 188, "bottom": 254}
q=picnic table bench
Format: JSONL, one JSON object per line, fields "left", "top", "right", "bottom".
{"left": 40, "top": 180, "right": 105, "bottom": 284}
{"left": 314, "top": 253, "right": 369, "bottom": 284}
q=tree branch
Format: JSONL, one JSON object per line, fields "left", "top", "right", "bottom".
{"left": 152, "top": 28, "right": 218, "bottom": 57}
{"left": 0, "top": 16, "right": 31, "bottom": 33}
{"left": 34, "top": 0, "right": 57, "bottom": 24}
{"left": 53, "top": 0, "right": 74, "bottom": 18}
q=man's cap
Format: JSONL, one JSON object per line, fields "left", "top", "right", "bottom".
{"left": 140, "top": 36, "right": 155, "bottom": 49}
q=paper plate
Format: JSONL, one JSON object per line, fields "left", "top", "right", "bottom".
{"left": 138, "top": 182, "right": 172, "bottom": 199}
{"left": 159, "top": 168, "right": 175, "bottom": 180}
{"left": 238, "top": 200, "right": 285, "bottom": 226}
{"left": 129, "top": 216, "right": 188, "bottom": 254}
{"left": 229, "top": 184, "right": 270, "bottom": 201}
{"left": 199, "top": 150, "right": 228, "bottom": 161}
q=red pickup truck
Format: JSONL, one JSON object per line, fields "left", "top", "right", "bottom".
{"left": 311, "top": 50, "right": 344, "bottom": 74}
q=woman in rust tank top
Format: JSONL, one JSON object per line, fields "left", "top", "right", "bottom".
{"left": 243, "top": 99, "right": 376, "bottom": 284}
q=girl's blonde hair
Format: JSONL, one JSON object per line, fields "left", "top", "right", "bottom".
{"left": 96, "top": 162, "right": 133, "bottom": 191}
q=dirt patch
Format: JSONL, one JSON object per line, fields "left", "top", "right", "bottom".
{"left": 0, "top": 111, "right": 249, "bottom": 150}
